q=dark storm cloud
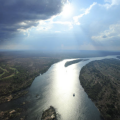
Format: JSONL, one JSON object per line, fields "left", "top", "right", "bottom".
{"left": 0, "top": 0, "right": 66, "bottom": 42}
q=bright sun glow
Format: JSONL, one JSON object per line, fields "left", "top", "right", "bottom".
{"left": 61, "top": 4, "right": 73, "bottom": 17}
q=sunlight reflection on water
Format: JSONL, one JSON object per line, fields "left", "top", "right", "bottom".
{"left": 26, "top": 56, "right": 117, "bottom": 120}
{"left": 42, "top": 59, "right": 101, "bottom": 120}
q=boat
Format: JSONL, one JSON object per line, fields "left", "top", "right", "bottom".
{"left": 73, "top": 93, "right": 75, "bottom": 97}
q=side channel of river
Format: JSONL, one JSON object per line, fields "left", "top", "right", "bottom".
{"left": 0, "top": 55, "right": 117, "bottom": 120}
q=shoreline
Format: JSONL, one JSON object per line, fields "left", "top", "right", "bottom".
{"left": 79, "top": 59, "right": 120, "bottom": 120}
{"left": 0, "top": 58, "right": 60, "bottom": 120}
{"left": 0, "top": 59, "right": 60, "bottom": 104}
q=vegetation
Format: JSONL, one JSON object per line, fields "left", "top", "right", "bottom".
{"left": 0, "top": 108, "right": 24, "bottom": 120}
{"left": 0, "top": 53, "right": 60, "bottom": 104}
{"left": 0, "top": 52, "right": 61, "bottom": 120}
{"left": 41, "top": 106, "right": 57, "bottom": 120}
{"left": 0, "top": 51, "right": 63, "bottom": 120}
{"left": 80, "top": 59, "right": 120, "bottom": 120}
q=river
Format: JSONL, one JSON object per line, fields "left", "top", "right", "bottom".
{"left": 0, "top": 55, "right": 118, "bottom": 120}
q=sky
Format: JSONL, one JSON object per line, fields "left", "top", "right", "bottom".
{"left": 0, "top": 0, "right": 120, "bottom": 51}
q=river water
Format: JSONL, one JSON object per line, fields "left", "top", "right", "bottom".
{"left": 0, "top": 55, "right": 118, "bottom": 120}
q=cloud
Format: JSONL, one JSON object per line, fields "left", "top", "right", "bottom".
{"left": 1, "top": 0, "right": 120, "bottom": 51}
{"left": 74, "top": 1, "right": 120, "bottom": 41}
{"left": 0, "top": 0, "right": 67, "bottom": 42}
{"left": 91, "top": 23, "right": 120, "bottom": 41}
{"left": 73, "top": 2, "right": 97, "bottom": 25}
{"left": 101, "top": 0, "right": 120, "bottom": 9}
{"left": 55, "top": 31, "right": 61, "bottom": 33}
{"left": 36, "top": 20, "right": 73, "bottom": 32}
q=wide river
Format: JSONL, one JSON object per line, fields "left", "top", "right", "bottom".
{"left": 1, "top": 55, "right": 118, "bottom": 120}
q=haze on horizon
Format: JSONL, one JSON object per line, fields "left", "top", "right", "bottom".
{"left": 0, "top": 0, "right": 120, "bottom": 51}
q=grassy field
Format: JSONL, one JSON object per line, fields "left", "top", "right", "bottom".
{"left": 80, "top": 59, "right": 120, "bottom": 120}
{"left": 0, "top": 66, "right": 18, "bottom": 80}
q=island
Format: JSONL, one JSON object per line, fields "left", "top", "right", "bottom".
{"left": 80, "top": 59, "right": 120, "bottom": 120}
{"left": 41, "top": 106, "right": 57, "bottom": 120}
{"left": 65, "top": 59, "right": 88, "bottom": 67}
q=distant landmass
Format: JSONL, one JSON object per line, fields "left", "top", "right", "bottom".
{"left": 0, "top": 50, "right": 120, "bottom": 59}
{"left": 80, "top": 58, "right": 120, "bottom": 120}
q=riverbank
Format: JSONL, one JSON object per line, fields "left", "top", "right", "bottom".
{"left": 0, "top": 53, "right": 61, "bottom": 120}
{"left": 0, "top": 55, "right": 61, "bottom": 103}
{"left": 80, "top": 59, "right": 120, "bottom": 120}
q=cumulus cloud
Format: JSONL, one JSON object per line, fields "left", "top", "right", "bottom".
{"left": 91, "top": 23, "right": 120, "bottom": 41}
{"left": 0, "top": 0, "right": 67, "bottom": 42}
